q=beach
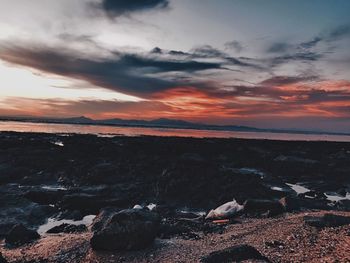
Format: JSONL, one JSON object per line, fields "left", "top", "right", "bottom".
{"left": 0, "top": 132, "right": 349, "bottom": 262}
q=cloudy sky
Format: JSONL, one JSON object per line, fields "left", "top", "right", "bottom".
{"left": 0, "top": 0, "right": 350, "bottom": 132}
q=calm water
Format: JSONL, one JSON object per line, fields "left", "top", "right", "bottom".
{"left": 0, "top": 121, "right": 350, "bottom": 142}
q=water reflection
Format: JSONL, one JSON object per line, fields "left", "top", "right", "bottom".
{"left": 0, "top": 121, "right": 350, "bottom": 142}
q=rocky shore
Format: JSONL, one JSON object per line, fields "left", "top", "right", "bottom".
{"left": 0, "top": 132, "right": 350, "bottom": 262}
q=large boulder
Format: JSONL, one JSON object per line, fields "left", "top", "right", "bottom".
{"left": 201, "top": 245, "right": 271, "bottom": 263}
{"left": 91, "top": 207, "right": 120, "bottom": 232}
{"left": 304, "top": 213, "right": 350, "bottom": 228}
{"left": 243, "top": 199, "right": 285, "bottom": 217}
{"left": 90, "top": 209, "right": 160, "bottom": 251}
{"left": 5, "top": 224, "right": 40, "bottom": 246}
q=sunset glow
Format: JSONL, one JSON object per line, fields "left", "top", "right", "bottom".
{"left": 0, "top": 0, "right": 349, "bottom": 132}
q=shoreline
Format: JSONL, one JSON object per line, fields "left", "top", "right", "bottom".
{"left": 1, "top": 121, "right": 350, "bottom": 143}
{"left": 0, "top": 132, "right": 349, "bottom": 262}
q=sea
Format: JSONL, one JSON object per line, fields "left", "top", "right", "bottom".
{"left": 0, "top": 121, "right": 349, "bottom": 142}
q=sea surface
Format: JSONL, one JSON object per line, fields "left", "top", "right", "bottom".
{"left": 0, "top": 120, "right": 350, "bottom": 142}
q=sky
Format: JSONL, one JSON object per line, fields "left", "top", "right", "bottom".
{"left": 0, "top": 0, "right": 350, "bottom": 132}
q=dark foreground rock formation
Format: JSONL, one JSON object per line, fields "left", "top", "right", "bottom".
{"left": 5, "top": 224, "right": 40, "bottom": 247}
{"left": 201, "top": 244, "right": 271, "bottom": 263}
{"left": 90, "top": 209, "right": 160, "bottom": 251}
{"left": 0, "top": 132, "right": 349, "bottom": 261}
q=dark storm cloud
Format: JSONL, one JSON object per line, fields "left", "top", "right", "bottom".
{"left": 263, "top": 24, "right": 350, "bottom": 67}
{"left": 150, "top": 47, "right": 162, "bottom": 54}
{"left": 299, "top": 37, "right": 322, "bottom": 49}
{"left": 266, "top": 42, "right": 291, "bottom": 53}
{"left": 295, "top": 25, "right": 350, "bottom": 51}
{"left": 263, "top": 41, "right": 322, "bottom": 67}
{"left": 224, "top": 41, "right": 244, "bottom": 53}
{"left": 260, "top": 75, "right": 318, "bottom": 86}
{"left": 119, "top": 53, "right": 223, "bottom": 72}
{"left": 269, "top": 51, "right": 322, "bottom": 67}
{"left": 0, "top": 44, "right": 226, "bottom": 97}
{"left": 212, "top": 76, "right": 350, "bottom": 107}
{"left": 156, "top": 45, "right": 262, "bottom": 69}
{"left": 169, "top": 50, "right": 191, "bottom": 56}
{"left": 99, "top": 0, "right": 169, "bottom": 17}
{"left": 326, "top": 24, "right": 350, "bottom": 41}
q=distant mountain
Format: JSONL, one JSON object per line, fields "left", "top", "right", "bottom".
{"left": 0, "top": 115, "right": 349, "bottom": 136}
{"left": 61, "top": 116, "right": 94, "bottom": 124}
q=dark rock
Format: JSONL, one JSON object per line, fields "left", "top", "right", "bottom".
{"left": 57, "top": 209, "right": 83, "bottom": 220}
{"left": 91, "top": 207, "right": 121, "bottom": 232}
{"left": 243, "top": 199, "right": 285, "bottom": 217}
{"left": 298, "top": 198, "right": 331, "bottom": 210}
{"left": 90, "top": 209, "right": 160, "bottom": 251}
{"left": 337, "top": 188, "right": 347, "bottom": 197}
{"left": 0, "top": 253, "right": 7, "bottom": 263}
{"left": 337, "top": 200, "right": 350, "bottom": 211}
{"left": 304, "top": 213, "right": 350, "bottom": 228}
{"left": 279, "top": 196, "right": 300, "bottom": 212}
{"left": 180, "top": 153, "right": 204, "bottom": 162}
{"left": 85, "top": 163, "right": 119, "bottom": 184}
{"left": 5, "top": 224, "right": 40, "bottom": 246}
{"left": 158, "top": 222, "right": 188, "bottom": 239}
{"left": 201, "top": 244, "right": 270, "bottom": 263}
{"left": 60, "top": 194, "right": 130, "bottom": 215}
{"left": 46, "top": 223, "right": 87, "bottom": 234}
{"left": 28, "top": 205, "right": 57, "bottom": 223}
{"left": 0, "top": 188, "right": 56, "bottom": 237}
{"left": 23, "top": 189, "right": 64, "bottom": 205}
{"left": 298, "top": 191, "right": 327, "bottom": 200}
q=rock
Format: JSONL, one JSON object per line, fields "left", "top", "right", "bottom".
{"left": 158, "top": 222, "right": 188, "bottom": 239}
{"left": 90, "top": 209, "right": 160, "bottom": 251}
{"left": 0, "top": 191, "right": 56, "bottom": 237}
{"left": 23, "top": 189, "right": 65, "bottom": 205}
{"left": 337, "top": 200, "right": 350, "bottom": 211}
{"left": 205, "top": 200, "right": 243, "bottom": 220}
{"left": 91, "top": 207, "right": 120, "bottom": 232}
{"left": 298, "top": 191, "right": 327, "bottom": 200}
{"left": 5, "top": 224, "right": 40, "bottom": 246}
{"left": 60, "top": 194, "right": 130, "bottom": 214}
{"left": 46, "top": 223, "right": 87, "bottom": 234}
{"left": 201, "top": 245, "right": 271, "bottom": 263}
{"left": 304, "top": 213, "right": 350, "bottom": 228}
{"left": 337, "top": 188, "right": 347, "bottom": 197}
{"left": 279, "top": 196, "right": 300, "bottom": 212}
{"left": 243, "top": 199, "right": 285, "bottom": 217}
{"left": 180, "top": 153, "right": 204, "bottom": 162}
{"left": 85, "top": 163, "right": 119, "bottom": 184}
{"left": 57, "top": 209, "right": 83, "bottom": 220}
{"left": 0, "top": 253, "right": 7, "bottom": 263}
{"left": 297, "top": 198, "right": 331, "bottom": 211}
